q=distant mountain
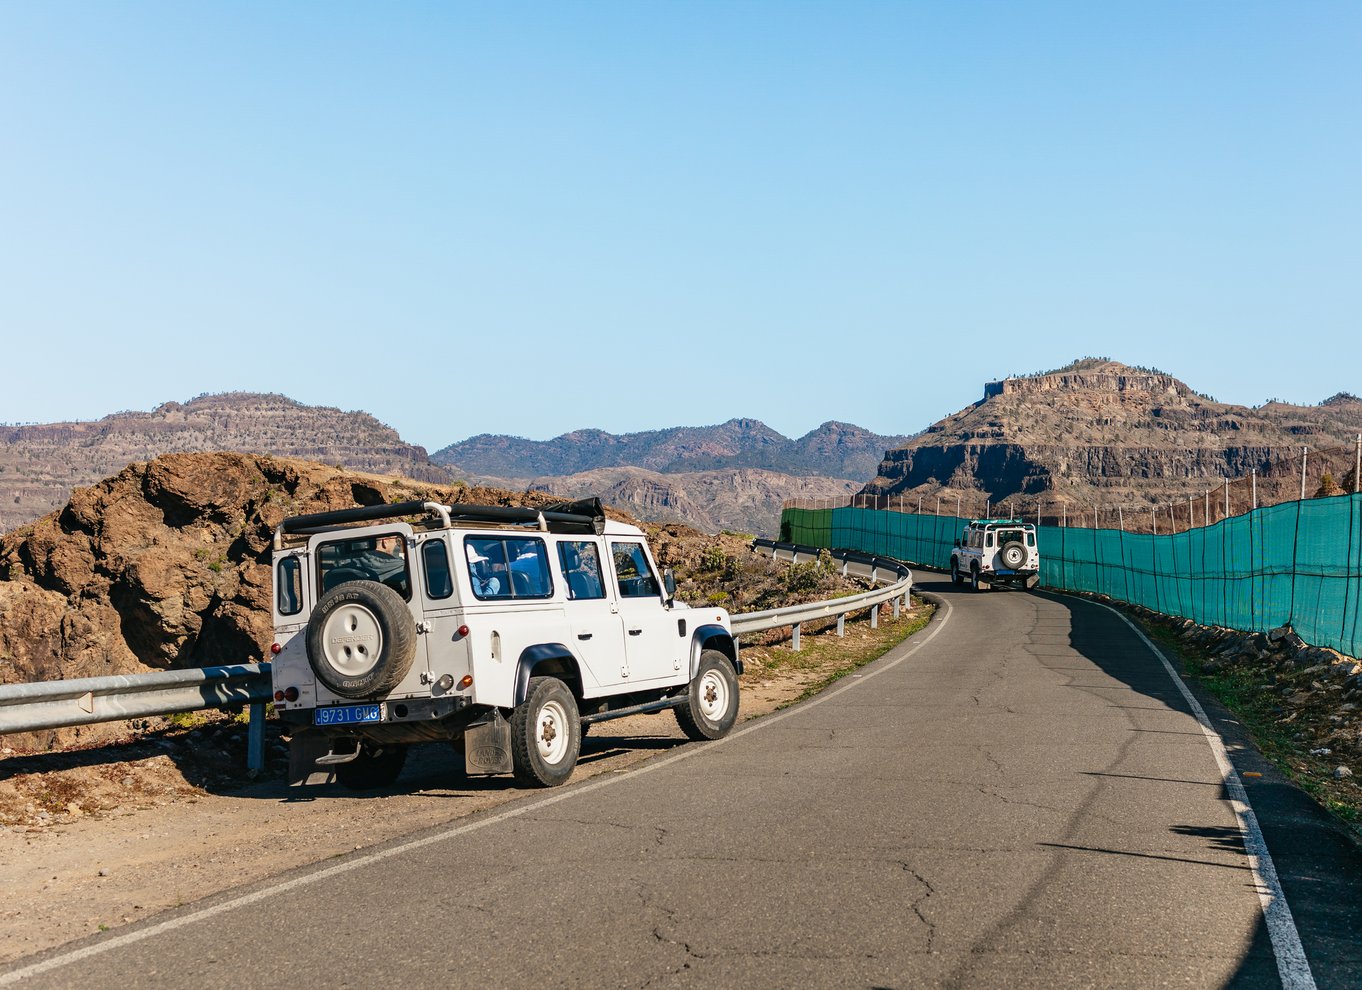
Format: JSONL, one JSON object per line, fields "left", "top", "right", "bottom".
{"left": 433, "top": 419, "right": 912, "bottom": 481}
{"left": 515, "top": 466, "right": 860, "bottom": 536}
{"left": 0, "top": 393, "right": 449, "bottom": 534}
{"left": 860, "top": 358, "right": 1362, "bottom": 514}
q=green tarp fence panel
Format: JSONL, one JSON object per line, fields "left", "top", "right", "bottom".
{"left": 779, "top": 492, "right": 1362, "bottom": 658}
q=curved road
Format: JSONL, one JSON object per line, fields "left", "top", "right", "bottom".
{"left": 6, "top": 580, "right": 1362, "bottom": 987}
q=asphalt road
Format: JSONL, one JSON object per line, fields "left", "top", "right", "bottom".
{"left": 7, "top": 579, "right": 1362, "bottom": 988}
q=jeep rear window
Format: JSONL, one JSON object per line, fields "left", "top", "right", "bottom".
{"left": 465, "top": 537, "right": 552, "bottom": 600}
{"left": 317, "top": 533, "right": 411, "bottom": 600}
{"left": 277, "top": 557, "right": 302, "bottom": 616}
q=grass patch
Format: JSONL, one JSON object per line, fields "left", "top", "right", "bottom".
{"left": 1145, "top": 624, "right": 1362, "bottom": 833}
{"left": 740, "top": 598, "right": 935, "bottom": 708}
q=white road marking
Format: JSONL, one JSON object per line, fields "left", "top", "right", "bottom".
{"left": 0, "top": 598, "right": 953, "bottom": 986}
{"left": 1086, "top": 598, "right": 1317, "bottom": 990}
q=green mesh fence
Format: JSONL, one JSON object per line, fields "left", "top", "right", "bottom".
{"left": 779, "top": 493, "right": 1362, "bottom": 657}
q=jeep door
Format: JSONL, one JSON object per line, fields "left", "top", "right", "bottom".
{"left": 556, "top": 538, "right": 627, "bottom": 692}
{"left": 608, "top": 540, "right": 683, "bottom": 687}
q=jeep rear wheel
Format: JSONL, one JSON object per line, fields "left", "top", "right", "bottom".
{"left": 971, "top": 565, "right": 988, "bottom": 592}
{"left": 510, "top": 676, "right": 582, "bottom": 787}
{"left": 306, "top": 581, "right": 416, "bottom": 699}
{"left": 675, "top": 651, "right": 740, "bottom": 741}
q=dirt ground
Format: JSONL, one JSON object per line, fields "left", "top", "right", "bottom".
{"left": 0, "top": 601, "right": 931, "bottom": 965}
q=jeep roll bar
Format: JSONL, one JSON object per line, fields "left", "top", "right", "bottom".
{"left": 274, "top": 497, "right": 607, "bottom": 550}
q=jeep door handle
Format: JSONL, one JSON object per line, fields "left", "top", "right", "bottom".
{"left": 627, "top": 629, "right": 643, "bottom": 636}
{"left": 577, "top": 633, "right": 593, "bottom": 641}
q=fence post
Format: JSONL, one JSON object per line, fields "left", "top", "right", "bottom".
{"left": 1224, "top": 479, "right": 1229, "bottom": 518}
{"left": 1118, "top": 506, "right": 1124, "bottom": 532}
{"left": 1355, "top": 435, "right": 1361, "bottom": 494}
{"left": 1300, "top": 445, "right": 1308, "bottom": 500}
{"left": 248, "top": 701, "right": 265, "bottom": 772}
{"left": 792, "top": 623, "right": 801, "bottom": 651}
{"left": 1252, "top": 469, "right": 1258, "bottom": 509}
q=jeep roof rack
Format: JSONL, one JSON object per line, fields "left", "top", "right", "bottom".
{"left": 274, "top": 496, "right": 607, "bottom": 548}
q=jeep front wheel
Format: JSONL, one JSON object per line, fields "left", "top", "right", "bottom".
{"left": 950, "top": 558, "right": 963, "bottom": 585}
{"left": 510, "top": 676, "right": 582, "bottom": 787}
{"left": 675, "top": 651, "right": 740, "bottom": 741}
{"left": 971, "top": 565, "right": 988, "bottom": 592}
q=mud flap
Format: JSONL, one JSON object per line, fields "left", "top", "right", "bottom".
{"left": 288, "top": 733, "right": 337, "bottom": 787}
{"left": 1026, "top": 574, "right": 1040, "bottom": 590}
{"left": 464, "top": 710, "right": 513, "bottom": 775}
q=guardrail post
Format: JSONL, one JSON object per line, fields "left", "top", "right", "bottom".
{"left": 892, "top": 597, "right": 900, "bottom": 619}
{"left": 870, "top": 605, "right": 878, "bottom": 629}
{"left": 837, "top": 615, "right": 845, "bottom": 637}
{"left": 792, "top": 623, "right": 801, "bottom": 651}
{"left": 248, "top": 702, "right": 265, "bottom": 772}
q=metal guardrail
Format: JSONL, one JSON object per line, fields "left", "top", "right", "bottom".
{"left": 740, "top": 540, "right": 913, "bottom": 650}
{"left": 0, "top": 543, "right": 911, "bottom": 767}
{"left": 0, "top": 664, "right": 273, "bottom": 770}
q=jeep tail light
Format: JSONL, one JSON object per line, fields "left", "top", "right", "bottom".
{"left": 273, "top": 690, "right": 285, "bottom": 702}
{"left": 457, "top": 625, "right": 469, "bottom": 638}
{"left": 284, "top": 686, "right": 300, "bottom": 702}
{"left": 270, "top": 643, "right": 282, "bottom": 655}
{"left": 458, "top": 675, "right": 473, "bottom": 690}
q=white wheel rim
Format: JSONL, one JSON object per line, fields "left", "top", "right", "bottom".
{"left": 698, "top": 670, "right": 729, "bottom": 722}
{"left": 321, "top": 603, "right": 383, "bottom": 677}
{"left": 536, "top": 699, "right": 570, "bottom": 764}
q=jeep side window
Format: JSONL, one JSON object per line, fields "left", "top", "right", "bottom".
{"left": 558, "top": 540, "right": 605, "bottom": 600}
{"left": 466, "top": 537, "right": 552, "bottom": 600}
{"left": 610, "top": 541, "right": 660, "bottom": 598}
{"left": 318, "top": 533, "right": 411, "bottom": 600}
{"left": 985, "top": 532, "right": 995, "bottom": 547}
{"left": 277, "top": 557, "right": 302, "bottom": 616}
{"left": 422, "top": 539, "right": 453, "bottom": 600}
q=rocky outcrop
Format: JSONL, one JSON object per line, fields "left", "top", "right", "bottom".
{"left": 0, "top": 393, "right": 450, "bottom": 534}
{"left": 861, "top": 360, "right": 1362, "bottom": 511}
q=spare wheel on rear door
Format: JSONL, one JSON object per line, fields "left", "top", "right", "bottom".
{"left": 999, "top": 541, "right": 1027, "bottom": 570}
{"left": 306, "top": 581, "right": 417, "bottom": 698}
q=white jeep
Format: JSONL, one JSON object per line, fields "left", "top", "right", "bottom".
{"left": 268, "top": 498, "right": 739, "bottom": 789}
{"left": 949, "top": 519, "right": 1040, "bottom": 591}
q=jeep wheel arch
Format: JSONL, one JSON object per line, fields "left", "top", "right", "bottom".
{"left": 513, "top": 645, "right": 583, "bottom": 707}
{"left": 690, "top": 625, "right": 740, "bottom": 677}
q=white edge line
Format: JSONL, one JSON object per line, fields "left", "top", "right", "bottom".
{"left": 1, "top": 596, "right": 953, "bottom": 986}
{"left": 1080, "top": 596, "right": 1317, "bottom": 990}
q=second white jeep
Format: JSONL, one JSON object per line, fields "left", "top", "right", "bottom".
{"left": 268, "top": 497, "right": 740, "bottom": 789}
{"left": 950, "top": 519, "right": 1040, "bottom": 591}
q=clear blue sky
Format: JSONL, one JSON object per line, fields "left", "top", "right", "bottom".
{"left": 2, "top": 1, "right": 1358, "bottom": 451}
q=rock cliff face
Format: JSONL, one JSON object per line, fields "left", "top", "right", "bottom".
{"left": 861, "top": 360, "right": 1362, "bottom": 511}
{"left": 0, "top": 393, "right": 449, "bottom": 534}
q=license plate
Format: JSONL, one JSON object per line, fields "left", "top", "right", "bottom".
{"left": 315, "top": 704, "right": 383, "bottom": 726}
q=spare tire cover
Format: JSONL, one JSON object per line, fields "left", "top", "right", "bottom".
{"left": 1000, "top": 542, "right": 1027, "bottom": 569}
{"left": 306, "top": 581, "right": 417, "bottom": 699}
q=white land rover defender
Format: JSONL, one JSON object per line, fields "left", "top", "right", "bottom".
{"left": 268, "top": 497, "right": 740, "bottom": 789}
{"left": 950, "top": 519, "right": 1040, "bottom": 591}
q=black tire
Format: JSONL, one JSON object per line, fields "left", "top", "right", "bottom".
{"left": 510, "top": 677, "right": 581, "bottom": 787}
{"left": 950, "top": 558, "right": 963, "bottom": 585}
{"left": 305, "top": 581, "right": 416, "bottom": 699}
{"left": 971, "top": 565, "right": 988, "bottom": 592}
{"left": 335, "top": 742, "right": 407, "bottom": 790}
{"left": 999, "top": 542, "right": 1027, "bottom": 570}
{"left": 674, "top": 650, "right": 740, "bottom": 741}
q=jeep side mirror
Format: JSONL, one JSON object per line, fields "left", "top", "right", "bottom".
{"left": 663, "top": 567, "right": 677, "bottom": 603}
